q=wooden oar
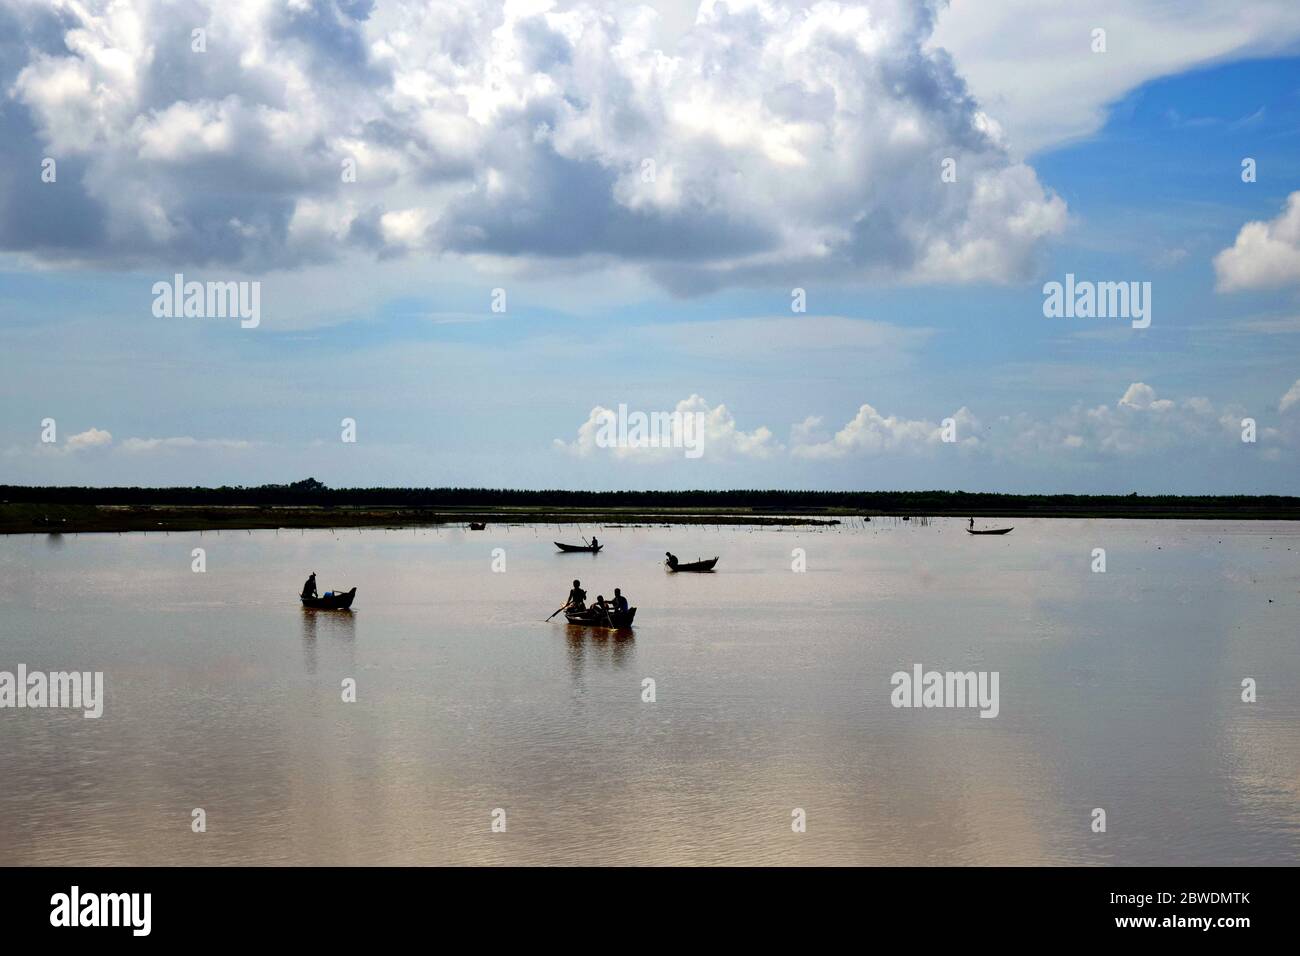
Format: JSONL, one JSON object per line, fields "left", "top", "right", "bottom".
{"left": 545, "top": 602, "right": 570, "bottom": 622}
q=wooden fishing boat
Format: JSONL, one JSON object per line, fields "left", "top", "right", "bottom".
{"left": 469, "top": 522, "right": 486, "bottom": 530}
{"left": 564, "top": 606, "right": 636, "bottom": 627}
{"left": 301, "top": 587, "right": 357, "bottom": 609}
{"left": 555, "top": 541, "right": 601, "bottom": 553}
{"left": 666, "top": 556, "right": 719, "bottom": 573}
{"left": 966, "top": 527, "right": 1013, "bottom": 535}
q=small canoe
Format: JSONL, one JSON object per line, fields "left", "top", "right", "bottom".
{"left": 565, "top": 606, "right": 636, "bottom": 627}
{"left": 469, "top": 522, "right": 486, "bottom": 530}
{"left": 555, "top": 541, "right": 601, "bottom": 553}
{"left": 666, "top": 557, "right": 719, "bottom": 573}
{"left": 301, "top": 587, "right": 357, "bottom": 609}
{"left": 966, "top": 528, "right": 1013, "bottom": 535}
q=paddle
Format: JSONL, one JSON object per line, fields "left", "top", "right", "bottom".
{"left": 545, "top": 602, "right": 570, "bottom": 622}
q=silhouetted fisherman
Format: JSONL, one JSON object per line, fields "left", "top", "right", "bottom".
{"left": 611, "top": 588, "right": 628, "bottom": 614}
{"left": 566, "top": 579, "right": 587, "bottom": 611}
{"left": 301, "top": 572, "right": 318, "bottom": 600}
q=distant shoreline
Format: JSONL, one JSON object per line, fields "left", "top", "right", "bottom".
{"left": 3, "top": 483, "right": 1299, "bottom": 533}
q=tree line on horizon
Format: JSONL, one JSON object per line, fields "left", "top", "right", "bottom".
{"left": 2, "top": 479, "right": 1298, "bottom": 514}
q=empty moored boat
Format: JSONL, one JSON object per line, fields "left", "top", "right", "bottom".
{"left": 564, "top": 606, "right": 636, "bottom": 627}
{"left": 555, "top": 541, "right": 601, "bottom": 553}
{"left": 301, "top": 586, "right": 357, "bottom": 609}
{"left": 666, "top": 556, "right": 719, "bottom": 572}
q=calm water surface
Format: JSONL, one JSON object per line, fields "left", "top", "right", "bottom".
{"left": 1, "top": 519, "right": 1297, "bottom": 865}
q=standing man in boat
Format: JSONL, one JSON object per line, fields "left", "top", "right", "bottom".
{"left": 565, "top": 579, "right": 587, "bottom": 611}
{"left": 301, "top": 572, "right": 318, "bottom": 600}
{"left": 969, "top": 518, "right": 974, "bottom": 530}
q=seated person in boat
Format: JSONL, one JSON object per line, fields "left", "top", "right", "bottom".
{"left": 665, "top": 551, "right": 678, "bottom": 568}
{"left": 590, "top": 536, "right": 599, "bottom": 550}
{"left": 566, "top": 579, "right": 587, "bottom": 610}
{"left": 301, "top": 572, "right": 318, "bottom": 599}
{"left": 611, "top": 588, "right": 629, "bottom": 614}
{"left": 591, "top": 595, "right": 611, "bottom": 619}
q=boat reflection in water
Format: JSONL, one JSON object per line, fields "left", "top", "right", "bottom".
{"left": 564, "top": 623, "right": 635, "bottom": 681}
{"left": 300, "top": 606, "right": 356, "bottom": 674}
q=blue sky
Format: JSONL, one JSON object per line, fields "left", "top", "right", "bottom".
{"left": 2, "top": 0, "right": 1299, "bottom": 493}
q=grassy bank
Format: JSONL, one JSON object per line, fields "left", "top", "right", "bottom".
{"left": 0, "top": 502, "right": 846, "bottom": 534}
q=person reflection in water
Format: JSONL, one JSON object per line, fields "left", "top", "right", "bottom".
{"left": 301, "top": 608, "right": 318, "bottom": 674}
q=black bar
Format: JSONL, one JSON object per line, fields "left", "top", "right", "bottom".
{"left": 0, "top": 866, "right": 1282, "bottom": 941}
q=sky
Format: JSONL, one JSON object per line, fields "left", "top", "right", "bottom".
{"left": 1, "top": 0, "right": 1299, "bottom": 493}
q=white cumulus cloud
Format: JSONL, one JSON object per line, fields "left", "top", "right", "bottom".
{"left": 1215, "top": 192, "right": 1300, "bottom": 292}
{"left": 64, "top": 427, "right": 113, "bottom": 452}
{"left": 792, "top": 403, "right": 979, "bottom": 458}
{"left": 555, "top": 382, "right": 1291, "bottom": 468}
{"left": 0, "top": 0, "right": 1066, "bottom": 290}
{"left": 1004, "top": 383, "right": 1251, "bottom": 458}
{"left": 555, "top": 394, "right": 778, "bottom": 460}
